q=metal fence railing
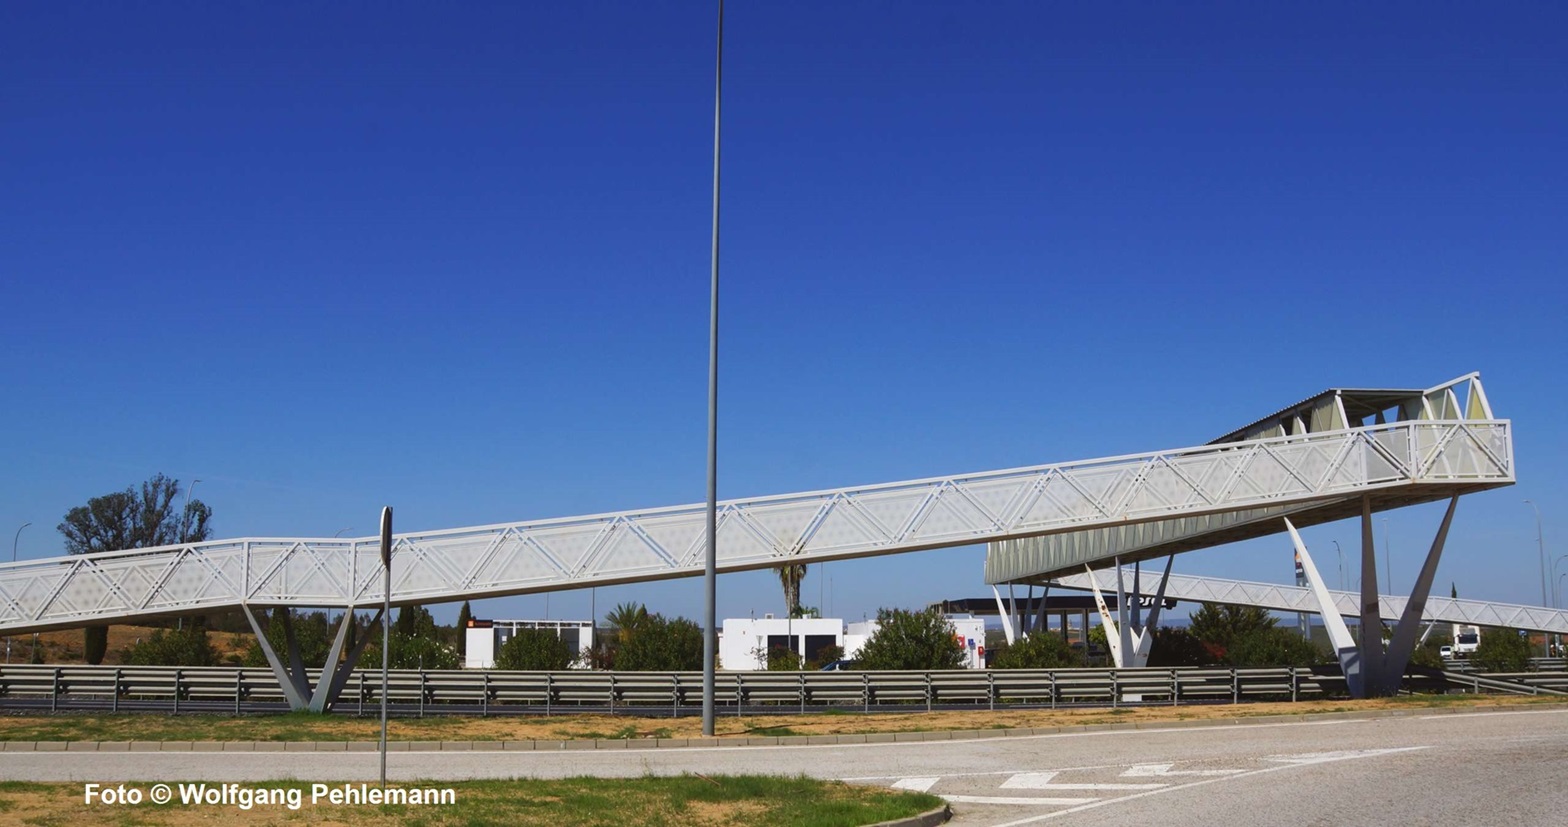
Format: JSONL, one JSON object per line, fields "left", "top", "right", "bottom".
{"left": 12, "top": 662, "right": 1552, "bottom": 716}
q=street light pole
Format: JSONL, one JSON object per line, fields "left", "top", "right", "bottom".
{"left": 183, "top": 479, "right": 202, "bottom": 543}
{"left": 701, "top": 0, "right": 725, "bottom": 739}
{"left": 1333, "top": 539, "right": 1344, "bottom": 592}
{"left": 1382, "top": 518, "right": 1392, "bottom": 594}
{"left": 1525, "top": 500, "right": 1547, "bottom": 609}
{"left": 12, "top": 523, "right": 29, "bottom": 564}
{"left": 7, "top": 523, "right": 28, "bottom": 663}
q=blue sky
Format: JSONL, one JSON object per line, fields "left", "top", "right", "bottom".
{"left": 3, "top": 3, "right": 1565, "bottom": 627}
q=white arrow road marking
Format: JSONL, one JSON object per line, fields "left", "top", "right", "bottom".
{"left": 989, "top": 746, "right": 1433, "bottom": 827}
{"left": 942, "top": 795, "right": 1101, "bottom": 806}
{"left": 1001, "top": 771, "right": 1165, "bottom": 791}
{"left": 1265, "top": 747, "right": 1427, "bottom": 765}
{"left": 891, "top": 777, "right": 939, "bottom": 793}
{"left": 1123, "top": 763, "right": 1247, "bottom": 777}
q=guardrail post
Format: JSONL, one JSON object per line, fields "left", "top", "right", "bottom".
{"left": 418, "top": 669, "right": 426, "bottom": 718}
{"left": 358, "top": 671, "right": 366, "bottom": 717}
{"left": 988, "top": 672, "right": 995, "bottom": 712}
{"left": 1232, "top": 669, "right": 1239, "bottom": 704}
{"left": 234, "top": 671, "right": 242, "bottom": 715}
{"left": 1290, "top": 667, "right": 1298, "bottom": 703}
{"left": 173, "top": 669, "right": 182, "bottom": 715}
{"left": 1049, "top": 671, "right": 1057, "bottom": 710}
{"left": 1111, "top": 671, "right": 1118, "bottom": 709}
{"left": 113, "top": 668, "right": 122, "bottom": 714}
{"left": 925, "top": 673, "right": 933, "bottom": 713}
{"left": 608, "top": 673, "right": 616, "bottom": 713}
{"left": 862, "top": 673, "right": 870, "bottom": 713}
{"left": 799, "top": 673, "right": 807, "bottom": 714}
{"left": 735, "top": 673, "right": 743, "bottom": 718}
{"left": 546, "top": 673, "right": 553, "bottom": 717}
{"left": 50, "top": 667, "right": 60, "bottom": 712}
{"left": 482, "top": 672, "right": 491, "bottom": 717}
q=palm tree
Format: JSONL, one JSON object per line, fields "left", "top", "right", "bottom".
{"left": 776, "top": 563, "right": 807, "bottom": 618}
{"left": 604, "top": 602, "right": 649, "bottom": 645}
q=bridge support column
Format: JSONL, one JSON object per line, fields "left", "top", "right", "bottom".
{"left": 1285, "top": 495, "right": 1457, "bottom": 698}
{"left": 243, "top": 605, "right": 382, "bottom": 712}
{"left": 1087, "top": 555, "right": 1174, "bottom": 669}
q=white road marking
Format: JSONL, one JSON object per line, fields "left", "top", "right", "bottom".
{"left": 1001, "top": 771, "right": 1164, "bottom": 791}
{"left": 987, "top": 746, "right": 1433, "bottom": 827}
{"left": 1265, "top": 747, "right": 1426, "bottom": 764}
{"left": 942, "top": 795, "right": 1099, "bottom": 806}
{"left": 891, "top": 777, "right": 939, "bottom": 793}
{"left": 1417, "top": 708, "right": 1568, "bottom": 721}
{"left": 1122, "top": 763, "right": 1246, "bottom": 777}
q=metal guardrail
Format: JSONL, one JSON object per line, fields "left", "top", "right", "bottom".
{"left": 3, "top": 664, "right": 1558, "bottom": 716}
{"left": 0, "top": 664, "right": 1335, "bottom": 715}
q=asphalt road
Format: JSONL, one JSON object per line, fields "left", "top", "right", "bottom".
{"left": 3, "top": 708, "right": 1564, "bottom": 826}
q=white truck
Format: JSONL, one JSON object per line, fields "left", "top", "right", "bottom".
{"left": 1450, "top": 624, "right": 1481, "bottom": 658}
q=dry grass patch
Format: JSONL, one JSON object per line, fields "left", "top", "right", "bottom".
{"left": 0, "top": 693, "right": 1557, "bottom": 744}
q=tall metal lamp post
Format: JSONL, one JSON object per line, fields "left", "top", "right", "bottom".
{"left": 7, "top": 523, "right": 28, "bottom": 663}
{"left": 701, "top": 0, "right": 725, "bottom": 738}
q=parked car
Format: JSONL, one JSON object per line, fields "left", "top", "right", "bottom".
{"left": 818, "top": 659, "right": 857, "bottom": 671}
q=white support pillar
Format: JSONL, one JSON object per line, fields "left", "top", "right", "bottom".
{"left": 1086, "top": 566, "right": 1122, "bottom": 666}
{"left": 1285, "top": 495, "right": 1458, "bottom": 698}
{"left": 244, "top": 604, "right": 382, "bottom": 713}
{"left": 1286, "top": 519, "right": 1364, "bottom": 697}
{"left": 992, "top": 585, "right": 1016, "bottom": 646}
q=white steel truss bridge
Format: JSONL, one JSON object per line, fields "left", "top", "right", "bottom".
{"left": 1047, "top": 570, "right": 1568, "bottom": 635}
{"left": 0, "top": 373, "right": 1513, "bottom": 706}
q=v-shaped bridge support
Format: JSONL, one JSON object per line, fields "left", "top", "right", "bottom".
{"left": 1287, "top": 495, "right": 1458, "bottom": 698}
{"left": 1088, "top": 555, "right": 1174, "bottom": 668}
{"left": 242, "top": 604, "right": 383, "bottom": 712}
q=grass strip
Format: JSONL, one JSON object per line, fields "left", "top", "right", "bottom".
{"left": 0, "top": 693, "right": 1557, "bottom": 744}
{"left": 0, "top": 775, "right": 942, "bottom": 827}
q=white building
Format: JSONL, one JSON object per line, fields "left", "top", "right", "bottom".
{"left": 718, "top": 616, "right": 844, "bottom": 671}
{"left": 464, "top": 618, "right": 594, "bottom": 669}
{"left": 720, "top": 613, "right": 988, "bottom": 671}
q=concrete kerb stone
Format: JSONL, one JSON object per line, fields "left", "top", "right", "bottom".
{"left": 866, "top": 803, "right": 951, "bottom": 827}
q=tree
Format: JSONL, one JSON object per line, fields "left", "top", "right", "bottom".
{"left": 123, "top": 626, "right": 219, "bottom": 667}
{"left": 613, "top": 613, "right": 704, "bottom": 671}
{"left": 1148, "top": 627, "right": 1220, "bottom": 667}
{"left": 993, "top": 631, "right": 1082, "bottom": 669}
{"left": 495, "top": 627, "right": 576, "bottom": 671}
{"left": 1224, "top": 627, "right": 1324, "bottom": 668}
{"left": 365, "top": 605, "right": 459, "bottom": 670}
{"left": 455, "top": 601, "right": 473, "bottom": 657}
{"left": 776, "top": 563, "right": 808, "bottom": 618}
{"left": 58, "top": 474, "right": 212, "bottom": 665}
{"left": 855, "top": 607, "right": 966, "bottom": 671}
{"left": 242, "top": 609, "right": 334, "bottom": 669}
{"left": 1471, "top": 628, "right": 1531, "bottom": 673}
{"left": 1188, "top": 604, "right": 1277, "bottom": 652}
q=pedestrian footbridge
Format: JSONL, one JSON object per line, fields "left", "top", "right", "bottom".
{"left": 0, "top": 373, "right": 1513, "bottom": 704}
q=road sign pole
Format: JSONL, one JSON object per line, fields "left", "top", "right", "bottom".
{"left": 379, "top": 506, "right": 392, "bottom": 785}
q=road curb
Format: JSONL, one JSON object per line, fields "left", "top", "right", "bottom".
{"left": 866, "top": 803, "right": 950, "bottom": 827}
{"left": 5, "top": 701, "right": 1564, "bottom": 752}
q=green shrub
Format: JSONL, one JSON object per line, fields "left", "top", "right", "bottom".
{"left": 1224, "top": 627, "right": 1324, "bottom": 668}
{"left": 495, "top": 627, "right": 576, "bottom": 671}
{"left": 1148, "top": 627, "right": 1220, "bottom": 667}
{"left": 122, "top": 626, "right": 219, "bottom": 667}
{"left": 1471, "top": 628, "right": 1531, "bottom": 672}
{"left": 614, "top": 614, "right": 704, "bottom": 671}
{"left": 855, "top": 608, "right": 966, "bottom": 671}
{"left": 993, "top": 632, "right": 1082, "bottom": 669}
